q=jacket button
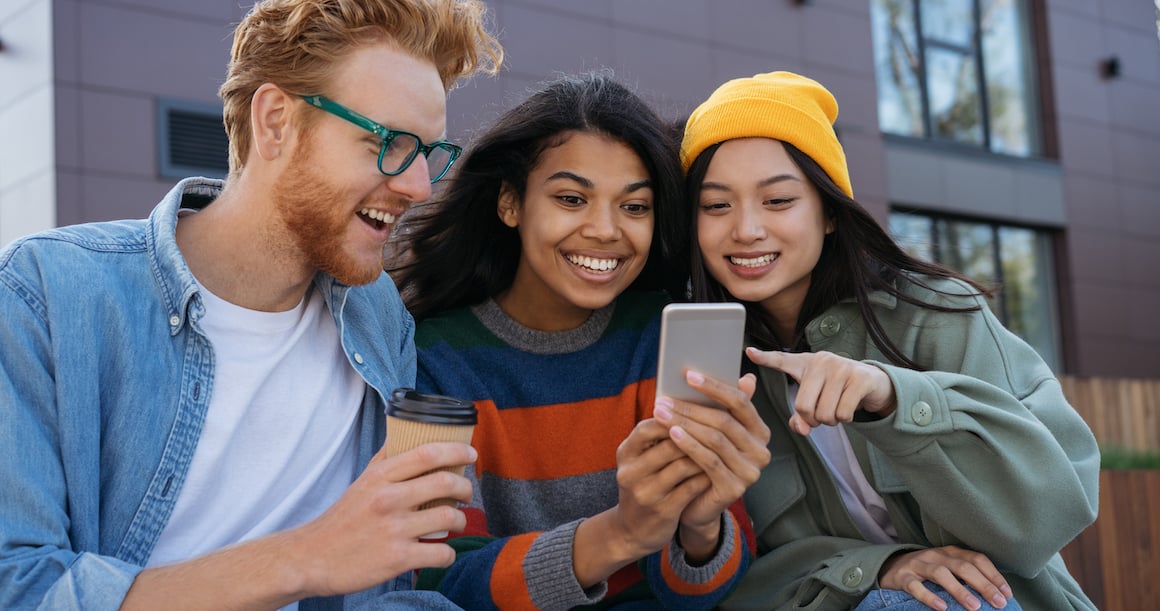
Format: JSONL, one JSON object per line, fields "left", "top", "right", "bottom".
{"left": 912, "top": 400, "right": 933, "bottom": 426}
{"left": 169, "top": 315, "right": 180, "bottom": 327}
{"left": 842, "top": 566, "right": 864, "bottom": 587}
{"left": 354, "top": 353, "right": 364, "bottom": 365}
{"left": 819, "top": 316, "right": 841, "bottom": 337}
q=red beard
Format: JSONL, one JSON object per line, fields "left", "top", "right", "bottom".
{"left": 270, "top": 139, "right": 387, "bottom": 287}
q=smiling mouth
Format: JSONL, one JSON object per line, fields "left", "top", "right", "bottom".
{"left": 566, "top": 253, "right": 622, "bottom": 273}
{"left": 729, "top": 253, "right": 777, "bottom": 267}
{"left": 357, "top": 208, "right": 397, "bottom": 230}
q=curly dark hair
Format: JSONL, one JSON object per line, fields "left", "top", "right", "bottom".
{"left": 390, "top": 71, "right": 687, "bottom": 322}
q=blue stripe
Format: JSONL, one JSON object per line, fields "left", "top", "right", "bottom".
{"left": 418, "top": 320, "right": 660, "bottom": 409}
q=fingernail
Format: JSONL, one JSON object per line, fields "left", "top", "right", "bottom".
{"left": 966, "top": 595, "right": 980, "bottom": 610}
{"left": 992, "top": 594, "right": 1008, "bottom": 608}
{"left": 468, "top": 446, "right": 478, "bottom": 461}
{"left": 655, "top": 397, "right": 673, "bottom": 420}
{"left": 670, "top": 426, "right": 686, "bottom": 440}
{"left": 686, "top": 370, "right": 704, "bottom": 385}
{"left": 792, "top": 419, "right": 809, "bottom": 436}
{"left": 1000, "top": 585, "right": 1013, "bottom": 599}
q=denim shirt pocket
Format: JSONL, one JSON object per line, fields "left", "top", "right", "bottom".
{"left": 743, "top": 453, "right": 806, "bottom": 538}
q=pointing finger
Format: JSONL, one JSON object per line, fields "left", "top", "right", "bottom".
{"left": 746, "top": 347, "right": 806, "bottom": 382}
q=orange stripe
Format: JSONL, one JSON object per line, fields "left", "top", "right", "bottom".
{"left": 489, "top": 532, "right": 539, "bottom": 610}
{"left": 473, "top": 381, "right": 653, "bottom": 480}
{"left": 661, "top": 512, "right": 743, "bottom": 596}
{"left": 728, "top": 498, "right": 757, "bottom": 558}
{"left": 636, "top": 378, "right": 657, "bottom": 420}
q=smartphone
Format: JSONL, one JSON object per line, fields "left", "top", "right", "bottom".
{"left": 656, "top": 303, "right": 746, "bottom": 406}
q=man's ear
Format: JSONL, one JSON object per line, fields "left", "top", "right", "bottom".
{"left": 250, "top": 83, "right": 295, "bottom": 163}
{"left": 497, "top": 183, "right": 520, "bottom": 228}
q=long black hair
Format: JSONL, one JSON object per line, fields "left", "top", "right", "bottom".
{"left": 686, "top": 141, "right": 993, "bottom": 370}
{"left": 390, "top": 71, "right": 687, "bottom": 322}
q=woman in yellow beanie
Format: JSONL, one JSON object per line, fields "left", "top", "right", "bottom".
{"left": 680, "top": 71, "right": 1099, "bottom": 611}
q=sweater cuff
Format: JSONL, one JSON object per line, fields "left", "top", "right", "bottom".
{"left": 666, "top": 512, "right": 737, "bottom": 584}
{"left": 524, "top": 518, "right": 607, "bottom": 610}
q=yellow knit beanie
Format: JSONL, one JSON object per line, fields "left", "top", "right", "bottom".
{"left": 680, "top": 70, "right": 852, "bottom": 197}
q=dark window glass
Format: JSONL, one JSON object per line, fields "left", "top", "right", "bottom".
{"left": 889, "top": 210, "right": 1060, "bottom": 370}
{"left": 873, "top": 0, "right": 924, "bottom": 138}
{"left": 926, "top": 46, "right": 984, "bottom": 145}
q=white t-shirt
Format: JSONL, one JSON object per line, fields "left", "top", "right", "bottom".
{"left": 789, "top": 383, "right": 898, "bottom": 544}
{"left": 149, "top": 283, "right": 365, "bottom": 604}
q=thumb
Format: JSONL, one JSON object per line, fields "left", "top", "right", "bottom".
{"left": 737, "top": 372, "right": 757, "bottom": 401}
{"left": 788, "top": 412, "right": 813, "bottom": 436}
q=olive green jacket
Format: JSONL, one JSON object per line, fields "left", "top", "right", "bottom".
{"left": 721, "top": 276, "right": 1099, "bottom": 611}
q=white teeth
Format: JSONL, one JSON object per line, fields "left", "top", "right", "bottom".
{"left": 359, "top": 208, "right": 397, "bottom": 224}
{"left": 730, "top": 253, "right": 776, "bottom": 267}
{"left": 567, "top": 254, "right": 620, "bottom": 272}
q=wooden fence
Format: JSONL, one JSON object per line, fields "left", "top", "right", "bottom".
{"left": 1059, "top": 470, "right": 1160, "bottom": 611}
{"left": 1055, "top": 376, "right": 1159, "bottom": 611}
{"left": 1058, "top": 376, "right": 1160, "bottom": 451}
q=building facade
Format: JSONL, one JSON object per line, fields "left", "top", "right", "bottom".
{"left": 1, "top": 0, "right": 1158, "bottom": 377}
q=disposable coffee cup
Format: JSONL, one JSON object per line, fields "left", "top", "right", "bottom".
{"left": 385, "top": 388, "right": 477, "bottom": 539}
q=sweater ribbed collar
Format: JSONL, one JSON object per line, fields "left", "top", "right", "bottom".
{"left": 470, "top": 298, "right": 615, "bottom": 355}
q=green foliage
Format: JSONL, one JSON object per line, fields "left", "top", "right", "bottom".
{"left": 1100, "top": 446, "right": 1160, "bottom": 470}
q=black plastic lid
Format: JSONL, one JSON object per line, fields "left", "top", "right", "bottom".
{"left": 387, "top": 388, "right": 477, "bottom": 425}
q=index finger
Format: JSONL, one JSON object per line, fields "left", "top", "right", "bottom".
{"left": 374, "top": 442, "right": 477, "bottom": 482}
{"left": 746, "top": 347, "right": 807, "bottom": 382}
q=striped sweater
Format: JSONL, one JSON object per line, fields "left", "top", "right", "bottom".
{"left": 413, "top": 291, "right": 753, "bottom": 610}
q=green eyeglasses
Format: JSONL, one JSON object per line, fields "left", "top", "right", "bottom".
{"left": 301, "top": 95, "right": 462, "bottom": 183}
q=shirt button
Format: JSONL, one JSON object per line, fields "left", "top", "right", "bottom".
{"left": 842, "top": 566, "right": 864, "bottom": 587}
{"left": 912, "top": 400, "right": 933, "bottom": 426}
{"left": 819, "top": 316, "right": 841, "bottom": 337}
{"left": 169, "top": 315, "right": 180, "bottom": 327}
{"left": 354, "top": 353, "right": 364, "bottom": 365}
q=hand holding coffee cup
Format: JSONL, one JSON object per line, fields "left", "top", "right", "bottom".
{"left": 385, "top": 388, "right": 477, "bottom": 539}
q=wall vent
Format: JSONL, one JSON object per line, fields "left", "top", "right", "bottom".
{"left": 157, "top": 98, "right": 228, "bottom": 179}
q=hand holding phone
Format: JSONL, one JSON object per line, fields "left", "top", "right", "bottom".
{"left": 656, "top": 303, "right": 746, "bottom": 406}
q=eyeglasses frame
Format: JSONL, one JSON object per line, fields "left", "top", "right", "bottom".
{"left": 300, "top": 94, "right": 462, "bottom": 183}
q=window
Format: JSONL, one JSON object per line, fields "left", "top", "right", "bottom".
{"left": 889, "top": 210, "right": 1061, "bottom": 370}
{"left": 871, "top": 0, "right": 1039, "bottom": 157}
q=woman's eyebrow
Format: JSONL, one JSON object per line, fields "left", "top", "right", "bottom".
{"left": 701, "top": 174, "right": 800, "bottom": 192}
{"left": 546, "top": 172, "right": 651, "bottom": 195}
{"left": 545, "top": 171, "right": 592, "bottom": 188}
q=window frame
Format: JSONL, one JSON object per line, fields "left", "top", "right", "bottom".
{"left": 873, "top": 0, "right": 1042, "bottom": 157}
{"left": 888, "top": 207, "right": 1064, "bottom": 371}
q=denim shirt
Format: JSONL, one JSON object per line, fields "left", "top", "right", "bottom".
{"left": 0, "top": 178, "right": 417, "bottom": 610}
